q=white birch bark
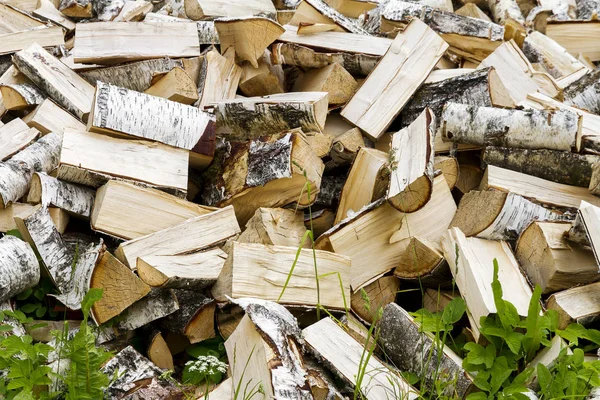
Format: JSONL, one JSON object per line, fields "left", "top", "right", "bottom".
{"left": 563, "top": 70, "right": 600, "bottom": 115}
{"left": 0, "top": 236, "right": 39, "bottom": 303}
{"left": 0, "top": 83, "right": 46, "bottom": 108}
{"left": 441, "top": 102, "right": 581, "bottom": 151}
{"left": 487, "top": 0, "right": 525, "bottom": 24}
{"left": 117, "top": 288, "right": 179, "bottom": 331}
{"left": 93, "top": 0, "right": 126, "bottom": 20}
{"left": 300, "top": 0, "right": 369, "bottom": 34}
{"left": 27, "top": 172, "right": 95, "bottom": 218}
{"left": 523, "top": 31, "right": 588, "bottom": 79}
{"left": 197, "top": 21, "right": 219, "bottom": 44}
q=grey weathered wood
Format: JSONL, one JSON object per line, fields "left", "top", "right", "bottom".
{"left": 563, "top": 69, "right": 600, "bottom": 115}
{"left": 117, "top": 288, "right": 179, "bottom": 331}
{"left": 27, "top": 172, "right": 96, "bottom": 218}
{"left": 0, "top": 236, "right": 39, "bottom": 303}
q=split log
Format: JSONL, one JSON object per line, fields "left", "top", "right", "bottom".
{"left": 88, "top": 81, "right": 215, "bottom": 169}
{"left": 122, "top": 378, "right": 183, "bottom": 399}
{"left": 56, "top": 128, "right": 189, "bottom": 198}
{"left": 0, "top": 3, "right": 46, "bottom": 32}
{"left": 441, "top": 227, "right": 533, "bottom": 341}
{"left": 184, "top": 0, "right": 276, "bottom": 20}
{"left": 516, "top": 221, "right": 599, "bottom": 294}
{"left": 290, "top": 0, "right": 369, "bottom": 33}
{"left": 112, "top": 0, "right": 153, "bottom": 21}
{"left": 144, "top": 67, "right": 197, "bottom": 105}
{"left": 79, "top": 58, "right": 183, "bottom": 92}
{"left": 316, "top": 175, "right": 456, "bottom": 290}
{"left": 381, "top": 0, "right": 504, "bottom": 62}
{"left": 137, "top": 248, "right": 227, "bottom": 289}
{"left": 0, "top": 131, "right": 61, "bottom": 209}
{"left": 117, "top": 289, "right": 179, "bottom": 331}
{"left": 441, "top": 102, "right": 582, "bottom": 152}
{"left": 547, "top": 281, "right": 600, "bottom": 329}
{"left": 200, "top": 131, "right": 324, "bottom": 225}
{"left": 395, "top": 236, "right": 453, "bottom": 288}
{"left": 115, "top": 206, "right": 240, "bottom": 268}
{"left": 0, "top": 203, "right": 67, "bottom": 233}
{"left": 211, "top": 92, "right": 328, "bottom": 139}
{"left": 0, "top": 118, "right": 39, "bottom": 161}
{"left": 197, "top": 49, "right": 242, "bottom": 109}
{"left": 561, "top": 69, "right": 600, "bottom": 115}
{"left": 143, "top": 329, "right": 174, "bottom": 370}
{"left": 212, "top": 242, "right": 351, "bottom": 309}
{"left": 22, "top": 99, "right": 85, "bottom": 135}
{"left": 159, "top": 290, "right": 216, "bottom": 343}
{"left": 13, "top": 43, "right": 94, "bottom": 120}
{"left": 324, "top": 0, "right": 377, "bottom": 17}
{"left": 455, "top": 3, "right": 492, "bottom": 20}
{"left": 387, "top": 108, "right": 435, "bottom": 213}
{"left": 350, "top": 275, "right": 400, "bottom": 323}
{"left": 378, "top": 303, "right": 473, "bottom": 398}
{"left": 327, "top": 127, "right": 365, "bottom": 168}
{"left": 303, "top": 317, "right": 419, "bottom": 399}
{"left": 341, "top": 19, "right": 448, "bottom": 140}
{"left": 0, "top": 83, "right": 45, "bottom": 110}
{"left": 546, "top": 21, "right": 600, "bottom": 62}
{"left": 523, "top": 31, "right": 589, "bottom": 80}
{"left": 451, "top": 190, "right": 566, "bottom": 241}
{"left": 0, "top": 235, "right": 39, "bottom": 302}
{"left": 236, "top": 207, "right": 307, "bottom": 247}
{"left": 589, "top": 163, "right": 600, "bottom": 196}
{"left": 483, "top": 147, "right": 600, "bottom": 187}
{"left": 91, "top": 180, "right": 214, "bottom": 240}
{"left": 33, "top": 0, "right": 76, "bottom": 32}
{"left": 215, "top": 304, "right": 244, "bottom": 340}
{"left": 434, "top": 156, "right": 459, "bottom": 190}
{"left": 292, "top": 63, "right": 357, "bottom": 105}
{"left": 59, "top": 0, "right": 92, "bottom": 17}
{"left": 568, "top": 201, "right": 600, "bottom": 267}
{"left": 239, "top": 51, "right": 285, "bottom": 97}
{"left": 481, "top": 165, "right": 600, "bottom": 210}
{"left": 455, "top": 162, "right": 484, "bottom": 196}
{"left": 27, "top": 173, "right": 95, "bottom": 219}
{"left": 0, "top": 26, "right": 65, "bottom": 56}
{"left": 214, "top": 17, "right": 284, "bottom": 68}
{"left": 73, "top": 22, "right": 201, "bottom": 65}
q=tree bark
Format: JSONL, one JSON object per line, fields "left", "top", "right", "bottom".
{"left": 575, "top": 0, "right": 599, "bottom": 19}
{"left": 487, "top": 0, "right": 525, "bottom": 24}
{"left": 27, "top": 172, "right": 96, "bottom": 218}
{"left": 0, "top": 83, "right": 46, "bottom": 110}
{"left": 159, "top": 290, "right": 216, "bottom": 343}
{"left": 117, "top": 288, "right": 179, "bottom": 331}
{"left": 523, "top": 31, "right": 588, "bottom": 79}
{"left": 0, "top": 235, "right": 39, "bottom": 303}
{"left": 562, "top": 69, "right": 600, "bottom": 115}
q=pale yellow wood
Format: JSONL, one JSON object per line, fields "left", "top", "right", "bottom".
{"left": 184, "top": 0, "right": 276, "bottom": 20}
{"left": 198, "top": 49, "right": 242, "bottom": 109}
{"left": 0, "top": 3, "right": 45, "bottom": 34}
{"left": 323, "top": 0, "right": 377, "bottom": 17}
{"left": 0, "top": 26, "right": 65, "bottom": 55}
{"left": 144, "top": 67, "right": 198, "bottom": 105}
{"left": 292, "top": 63, "right": 357, "bottom": 105}
{"left": 21, "top": 99, "right": 86, "bottom": 135}
{"left": 455, "top": 3, "right": 492, "bottom": 21}
{"left": 290, "top": 1, "right": 345, "bottom": 32}
{"left": 547, "top": 281, "right": 600, "bottom": 329}
{"left": 33, "top": 0, "right": 76, "bottom": 32}
{"left": 0, "top": 203, "right": 68, "bottom": 233}
{"left": 296, "top": 22, "right": 337, "bottom": 34}
{"left": 237, "top": 207, "right": 307, "bottom": 248}
{"left": 546, "top": 21, "right": 600, "bottom": 62}
{"left": 0, "top": 118, "right": 39, "bottom": 161}
{"left": 351, "top": 275, "right": 400, "bottom": 323}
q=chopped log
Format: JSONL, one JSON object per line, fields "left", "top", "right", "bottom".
{"left": 144, "top": 329, "right": 174, "bottom": 370}
{"left": 292, "top": 63, "right": 357, "bottom": 105}
{"left": 451, "top": 190, "right": 565, "bottom": 241}
{"left": 327, "top": 127, "right": 365, "bottom": 168}
{"left": 0, "top": 203, "right": 67, "bottom": 233}
{"left": 73, "top": 22, "right": 201, "bottom": 65}
{"left": 387, "top": 108, "right": 435, "bottom": 213}
{"left": 486, "top": 0, "right": 524, "bottom": 24}
{"left": 13, "top": 43, "right": 94, "bottom": 120}
{"left": 0, "top": 3, "right": 46, "bottom": 33}
{"left": 481, "top": 165, "right": 600, "bottom": 210}
{"left": 441, "top": 227, "right": 533, "bottom": 341}
{"left": 568, "top": 201, "right": 600, "bottom": 266}
{"left": 341, "top": 19, "right": 448, "bottom": 140}
{"left": 381, "top": 0, "right": 504, "bottom": 62}
{"left": 90, "top": 251, "right": 151, "bottom": 324}
{"left": 516, "top": 221, "right": 599, "bottom": 294}
{"left": 59, "top": 0, "right": 92, "bottom": 17}
{"left": 561, "top": 69, "right": 600, "bottom": 115}
{"left": 0, "top": 83, "right": 45, "bottom": 110}
{"left": 546, "top": 21, "right": 600, "bottom": 62}
{"left": 0, "top": 235, "right": 39, "bottom": 302}
{"left": 184, "top": 0, "right": 276, "bottom": 20}
{"left": 434, "top": 156, "right": 458, "bottom": 190}
{"left": 211, "top": 92, "right": 328, "bottom": 139}
{"left": 0, "top": 131, "right": 61, "bottom": 209}
{"left": 115, "top": 206, "right": 240, "bottom": 268}
{"left": 0, "top": 26, "right": 65, "bottom": 56}
{"left": 212, "top": 242, "right": 351, "bottom": 309}
{"left": 137, "top": 248, "right": 226, "bottom": 290}
{"left": 160, "top": 290, "right": 216, "bottom": 343}
{"left": 215, "top": 17, "right": 284, "bottom": 68}
{"left": 121, "top": 378, "right": 183, "bottom": 399}
{"left": 215, "top": 304, "right": 244, "bottom": 340}
{"left": 303, "top": 317, "right": 419, "bottom": 399}
{"left": 317, "top": 175, "right": 456, "bottom": 290}
{"left": 290, "top": 0, "right": 369, "bottom": 33}
{"left": 112, "top": 0, "right": 153, "bottom": 21}
{"left": 22, "top": 99, "right": 85, "bottom": 135}
{"left": 424, "top": 68, "right": 475, "bottom": 83}
{"left": 236, "top": 207, "right": 307, "bottom": 247}
{"left": 117, "top": 289, "right": 179, "bottom": 331}
{"left": 441, "top": 102, "right": 582, "bottom": 152}
{"left": 0, "top": 118, "right": 39, "bottom": 161}
{"left": 33, "top": 0, "right": 75, "bottom": 32}
{"left": 91, "top": 180, "right": 214, "bottom": 240}
{"left": 378, "top": 303, "right": 473, "bottom": 398}
{"left": 79, "top": 58, "right": 183, "bottom": 92}
{"left": 200, "top": 131, "right": 324, "bottom": 225}
{"left": 455, "top": 3, "right": 492, "bottom": 20}
{"left": 547, "top": 281, "right": 600, "bottom": 328}
{"left": 88, "top": 81, "right": 215, "bottom": 169}
{"left": 27, "top": 173, "right": 95, "bottom": 219}
{"left": 57, "top": 128, "right": 189, "bottom": 198}
{"left": 395, "top": 236, "right": 453, "bottom": 288}
{"left": 144, "top": 67, "right": 197, "bottom": 105}
{"left": 483, "top": 147, "right": 600, "bottom": 187}
{"left": 523, "top": 31, "right": 589, "bottom": 80}
{"left": 324, "top": 0, "right": 377, "bottom": 17}
{"left": 350, "top": 275, "right": 400, "bottom": 323}
{"left": 197, "top": 49, "right": 242, "bottom": 109}
{"left": 239, "top": 51, "right": 285, "bottom": 97}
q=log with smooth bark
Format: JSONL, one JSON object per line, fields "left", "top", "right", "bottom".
{"left": 487, "top": 0, "right": 525, "bottom": 24}
{"left": 546, "top": 281, "right": 600, "bottom": 329}
{"left": 523, "top": 31, "right": 589, "bottom": 79}
{"left": 0, "top": 235, "right": 39, "bottom": 302}
{"left": 184, "top": 0, "right": 276, "bottom": 20}
{"left": 350, "top": 275, "right": 400, "bottom": 323}
{"left": 197, "top": 49, "right": 242, "bottom": 109}
{"left": 0, "top": 83, "right": 46, "bottom": 110}
{"left": 117, "top": 289, "right": 179, "bottom": 331}
{"left": 27, "top": 173, "right": 96, "bottom": 219}
{"left": 236, "top": 207, "right": 307, "bottom": 247}
{"left": 0, "top": 118, "right": 38, "bottom": 162}
{"left": 562, "top": 69, "right": 600, "bottom": 115}
{"left": 159, "top": 290, "right": 216, "bottom": 343}
{"left": 22, "top": 99, "right": 85, "bottom": 135}
{"left": 394, "top": 236, "right": 453, "bottom": 288}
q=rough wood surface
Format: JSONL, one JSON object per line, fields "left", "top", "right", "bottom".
{"left": 350, "top": 275, "right": 400, "bottom": 323}
{"left": 0, "top": 26, "right": 65, "bottom": 56}
{"left": 197, "top": 49, "right": 242, "bottom": 109}
{"left": 546, "top": 281, "right": 600, "bottom": 329}
{"left": 569, "top": 201, "right": 600, "bottom": 268}
{"left": 292, "top": 62, "right": 357, "bottom": 105}
{"left": 487, "top": 0, "right": 525, "bottom": 24}
{"left": 0, "top": 118, "right": 38, "bottom": 161}
{"left": 546, "top": 21, "right": 600, "bottom": 62}
{"left": 117, "top": 289, "right": 179, "bottom": 331}
{"left": 0, "top": 204, "right": 68, "bottom": 234}
{"left": 236, "top": 207, "right": 307, "bottom": 247}
{"left": 395, "top": 236, "right": 453, "bottom": 288}
{"left": 27, "top": 172, "right": 95, "bottom": 219}
{"left": 0, "top": 83, "right": 46, "bottom": 110}
{"left": 160, "top": 290, "right": 215, "bottom": 343}
{"left": 0, "top": 235, "right": 39, "bottom": 302}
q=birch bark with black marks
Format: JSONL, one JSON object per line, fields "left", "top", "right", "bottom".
{"left": 0, "top": 83, "right": 46, "bottom": 110}
{"left": 522, "top": 31, "right": 589, "bottom": 79}
{"left": 562, "top": 69, "right": 600, "bottom": 115}
{"left": 0, "top": 235, "right": 39, "bottom": 303}
{"left": 487, "top": 0, "right": 525, "bottom": 24}
{"left": 27, "top": 172, "right": 96, "bottom": 218}
{"left": 117, "top": 289, "right": 179, "bottom": 331}
{"left": 575, "top": 0, "right": 599, "bottom": 19}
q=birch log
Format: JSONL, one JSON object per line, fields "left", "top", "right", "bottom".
{"left": 562, "top": 69, "right": 600, "bottom": 115}
{"left": 22, "top": 99, "right": 85, "bottom": 135}
{"left": 236, "top": 207, "right": 307, "bottom": 248}
{"left": 197, "top": 49, "right": 242, "bottom": 109}
{"left": 0, "top": 118, "right": 39, "bottom": 162}
{"left": 12, "top": 44, "right": 95, "bottom": 121}
{"left": 568, "top": 201, "right": 600, "bottom": 267}
{"left": 523, "top": 31, "right": 589, "bottom": 80}
{"left": 0, "top": 131, "right": 61, "bottom": 209}
{"left": 27, "top": 173, "right": 95, "bottom": 219}
{"left": 0, "top": 83, "right": 46, "bottom": 110}
{"left": 487, "top": 0, "right": 525, "bottom": 24}
{"left": 547, "top": 281, "right": 600, "bottom": 329}
{"left": 59, "top": 0, "right": 92, "bottom": 17}
{"left": 441, "top": 102, "right": 582, "bottom": 152}
{"left": 0, "top": 235, "right": 39, "bottom": 302}
{"left": 291, "top": 0, "right": 368, "bottom": 33}
{"left": 387, "top": 108, "right": 435, "bottom": 213}
{"left": 117, "top": 289, "right": 179, "bottom": 331}
{"left": 159, "top": 290, "right": 216, "bottom": 343}
{"left": 184, "top": 0, "right": 276, "bottom": 20}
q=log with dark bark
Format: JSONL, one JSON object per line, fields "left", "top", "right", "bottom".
{"left": 0, "top": 235, "right": 39, "bottom": 303}
{"left": 117, "top": 289, "right": 180, "bottom": 331}
{"left": 159, "top": 290, "right": 216, "bottom": 344}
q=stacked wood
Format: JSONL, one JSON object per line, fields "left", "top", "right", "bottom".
{"left": 547, "top": 281, "right": 600, "bottom": 329}
{"left": 0, "top": 118, "right": 39, "bottom": 161}
{"left": 27, "top": 173, "right": 96, "bottom": 219}
{"left": 159, "top": 290, "right": 216, "bottom": 343}
{"left": 0, "top": 203, "right": 67, "bottom": 233}
{"left": 22, "top": 99, "right": 85, "bottom": 134}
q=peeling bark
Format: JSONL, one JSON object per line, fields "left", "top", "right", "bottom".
{"left": 0, "top": 236, "right": 39, "bottom": 303}
{"left": 27, "top": 172, "right": 96, "bottom": 218}
{"left": 0, "top": 83, "right": 46, "bottom": 109}
{"left": 563, "top": 69, "right": 600, "bottom": 115}
{"left": 159, "top": 290, "right": 215, "bottom": 343}
{"left": 117, "top": 288, "right": 179, "bottom": 331}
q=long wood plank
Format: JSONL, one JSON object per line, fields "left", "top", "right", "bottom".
{"left": 0, "top": 26, "right": 64, "bottom": 55}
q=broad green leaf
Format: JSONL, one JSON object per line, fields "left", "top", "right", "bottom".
{"left": 472, "top": 370, "right": 491, "bottom": 391}
{"left": 0, "top": 325, "right": 13, "bottom": 332}
{"left": 16, "top": 288, "right": 33, "bottom": 301}
{"left": 19, "top": 303, "right": 38, "bottom": 314}
{"left": 505, "top": 332, "right": 523, "bottom": 355}
{"left": 464, "top": 342, "right": 488, "bottom": 366}
{"left": 442, "top": 297, "right": 466, "bottom": 325}
{"left": 466, "top": 392, "right": 488, "bottom": 400}
{"left": 484, "top": 343, "right": 496, "bottom": 369}
{"left": 573, "top": 348, "right": 584, "bottom": 366}
{"left": 537, "top": 363, "right": 552, "bottom": 393}
{"left": 490, "top": 357, "right": 512, "bottom": 395}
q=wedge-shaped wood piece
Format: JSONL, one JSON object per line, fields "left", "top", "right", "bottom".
{"left": 350, "top": 275, "right": 400, "bottom": 323}
{"left": 212, "top": 242, "right": 351, "bottom": 309}
{"left": 547, "top": 281, "right": 600, "bottom": 329}
{"left": 341, "top": 19, "right": 448, "bottom": 140}
{"left": 395, "top": 236, "right": 452, "bottom": 288}
{"left": 569, "top": 201, "right": 600, "bottom": 267}
{"left": 22, "top": 99, "right": 85, "bottom": 135}
{"left": 0, "top": 235, "right": 39, "bottom": 303}
{"left": 0, "top": 26, "right": 65, "bottom": 56}
{"left": 201, "top": 131, "right": 324, "bottom": 225}
{"left": 378, "top": 303, "right": 473, "bottom": 397}
{"left": 57, "top": 129, "right": 189, "bottom": 198}
{"left": 451, "top": 190, "right": 565, "bottom": 241}
{"left": 237, "top": 207, "right": 307, "bottom": 247}
{"left": 198, "top": 49, "right": 242, "bottom": 109}
{"left": 88, "top": 81, "right": 215, "bottom": 169}
{"left": 0, "top": 83, "right": 45, "bottom": 110}
{"left": 0, "top": 118, "right": 38, "bottom": 161}
{"left": 317, "top": 175, "right": 456, "bottom": 290}
{"left": 92, "top": 180, "right": 213, "bottom": 240}
{"left": 523, "top": 31, "right": 589, "bottom": 80}
{"left": 441, "top": 227, "right": 533, "bottom": 341}
{"left": 516, "top": 221, "right": 599, "bottom": 295}
{"left": 184, "top": 0, "right": 276, "bottom": 20}
{"left": 27, "top": 172, "right": 96, "bottom": 218}
{"left": 159, "top": 290, "right": 216, "bottom": 343}
{"left": 304, "top": 317, "right": 419, "bottom": 399}
{"left": 0, "top": 203, "right": 66, "bottom": 233}
{"left": 442, "top": 103, "right": 582, "bottom": 152}
{"left": 455, "top": 3, "right": 492, "bottom": 20}
{"left": 116, "top": 206, "right": 240, "bottom": 269}
{"left": 13, "top": 43, "right": 94, "bottom": 120}
{"left": 144, "top": 67, "right": 197, "bottom": 105}
{"left": 434, "top": 156, "right": 458, "bottom": 190}
{"left": 212, "top": 92, "right": 328, "bottom": 139}
{"left": 290, "top": 0, "right": 369, "bottom": 34}
{"left": 481, "top": 165, "right": 600, "bottom": 210}
{"left": 546, "top": 21, "right": 600, "bottom": 62}
{"left": 327, "top": 127, "right": 365, "bottom": 168}
{"left": 143, "top": 329, "right": 173, "bottom": 370}
{"left": 292, "top": 63, "right": 357, "bottom": 105}
{"left": 239, "top": 52, "right": 284, "bottom": 97}
{"left": 215, "top": 17, "right": 284, "bottom": 68}
{"left": 387, "top": 108, "right": 435, "bottom": 213}
{"left": 59, "top": 0, "right": 91, "bottom": 17}
{"left": 117, "top": 289, "right": 179, "bottom": 331}
{"left": 73, "top": 22, "right": 201, "bottom": 65}
{"left": 33, "top": 0, "right": 76, "bottom": 32}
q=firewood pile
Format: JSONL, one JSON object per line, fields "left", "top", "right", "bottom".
{"left": 0, "top": 0, "right": 600, "bottom": 397}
